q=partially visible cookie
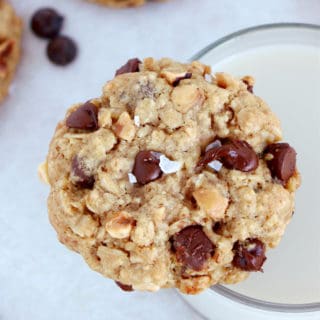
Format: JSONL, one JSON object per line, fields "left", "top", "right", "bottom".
{"left": 0, "top": 0, "right": 22, "bottom": 103}
{"left": 87, "top": 0, "right": 162, "bottom": 8}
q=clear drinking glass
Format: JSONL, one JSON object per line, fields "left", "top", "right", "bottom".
{"left": 182, "top": 23, "right": 320, "bottom": 320}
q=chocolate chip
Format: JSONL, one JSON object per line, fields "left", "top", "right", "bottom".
{"left": 115, "top": 58, "right": 141, "bottom": 76}
{"left": 132, "top": 151, "right": 162, "bottom": 185}
{"left": 212, "top": 222, "right": 223, "bottom": 235}
{"left": 171, "top": 225, "right": 215, "bottom": 271}
{"left": 243, "top": 79, "right": 254, "bottom": 93}
{"left": 264, "top": 143, "right": 296, "bottom": 185}
{"left": 198, "top": 139, "right": 259, "bottom": 172}
{"left": 232, "top": 238, "right": 266, "bottom": 272}
{"left": 66, "top": 102, "right": 99, "bottom": 131}
{"left": 172, "top": 72, "right": 192, "bottom": 87}
{"left": 47, "top": 35, "right": 77, "bottom": 66}
{"left": 247, "top": 85, "right": 254, "bottom": 93}
{"left": 31, "top": 8, "right": 64, "bottom": 39}
{"left": 71, "top": 156, "right": 95, "bottom": 189}
{"left": 115, "top": 281, "right": 134, "bottom": 292}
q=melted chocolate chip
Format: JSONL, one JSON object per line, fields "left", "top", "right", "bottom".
{"left": 115, "top": 58, "right": 141, "bottom": 76}
{"left": 198, "top": 139, "right": 259, "bottom": 172}
{"left": 115, "top": 281, "right": 134, "bottom": 292}
{"left": 71, "top": 156, "right": 95, "bottom": 189}
{"left": 171, "top": 225, "right": 215, "bottom": 271}
{"left": 132, "top": 151, "right": 162, "bottom": 185}
{"left": 66, "top": 102, "right": 99, "bottom": 130}
{"left": 31, "top": 8, "right": 64, "bottom": 39}
{"left": 47, "top": 35, "right": 77, "bottom": 66}
{"left": 232, "top": 238, "right": 266, "bottom": 272}
{"left": 264, "top": 143, "right": 296, "bottom": 184}
{"left": 172, "top": 72, "right": 192, "bottom": 87}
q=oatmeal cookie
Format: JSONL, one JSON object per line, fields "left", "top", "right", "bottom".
{"left": 41, "top": 57, "right": 300, "bottom": 294}
{"left": 0, "top": 0, "right": 22, "bottom": 103}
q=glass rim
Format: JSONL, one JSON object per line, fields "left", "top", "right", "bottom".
{"left": 191, "top": 22, "right": 320, "bottom": 313}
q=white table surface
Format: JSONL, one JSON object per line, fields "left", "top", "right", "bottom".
{"left": 1, "top": 0, "right": 319, "bottom": 319}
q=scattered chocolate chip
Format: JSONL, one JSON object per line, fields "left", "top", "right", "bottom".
{"left": 264, "top": 143, "right": 296, "bottom": 185}
{"left": 171, "top": 225, "right": 215, "bottom": 271}
{"left": 232, "top": 238, "right": 266, "bottom": 272}
{"left": 115, "top": 58, "right": 141, "bottom": 76}
{"left": 132, "top": 150, "right": 162, "bottom": 185}
{"left": 47, "top": 35, "right": 77, "bottom": 66}
{"left": 198, "top": 139, "right": 259, "bottom": 172}
{"left": 71, "top": 156, "right": 95, "bottom": 189}
{"left": 66, "top": 102, "right": 98, "bottom": 130}
{"left": 172, "top": 72, "right": 192, "bottom": 87}
{"left": 31, "top": 8, "right": 64, "bottom": 39}
{"left": 115, "top": 281, "right": 134, "bottom": 292}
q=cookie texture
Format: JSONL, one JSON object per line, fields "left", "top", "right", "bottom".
{"left": 87, "top": 0, "right": 162, "bottom": 8}
{"left": 0, "top": 0, "right": 22, "bottom": 103}
{"left": 43, "top": 58, "right": 300, "bottom": 294}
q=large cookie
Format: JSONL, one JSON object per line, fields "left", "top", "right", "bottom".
{"left": 42, "top": 58, "right": 300, "bottom": 294}
{"left": 0, "top": 0, "right": 22, "bottom": 103}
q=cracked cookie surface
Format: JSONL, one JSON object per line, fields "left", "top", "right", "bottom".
{"left": 43, "top": 58, "right": 300, "bottom": 294}
{"left": 0, "top": 0, "right": 22, "bottom": 103}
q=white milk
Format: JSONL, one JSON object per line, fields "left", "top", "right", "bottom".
{"left": 201, "top": 45, "right": 320, "bottom": 304}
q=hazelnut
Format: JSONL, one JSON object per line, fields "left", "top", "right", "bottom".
{"left": 161, "top": 70, "right": 192, "bottom": 86}
{"left": 114, "top": 112, "right": 136, "bottom": 141}
{"left": 193, "top": 187, "right": 228, "bottom": 219}
{"left": 171, "top": 84, "right": 205, "bottom": 113}
{"left": 105, "top": 211, "right": 134, "bottom": 239}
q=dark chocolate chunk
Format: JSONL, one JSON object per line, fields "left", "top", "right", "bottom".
{"left": 171, "top": 225, "right": 215, "bottom": 271}
{"left": 172, "top": 72, "right": 192, "bottom": 87}
{"left": 264, "top": 143, "right": 296, "bottom": 184}
{"left": 132, "top": 151, "right": 162, "bottom": 185}
{"left": 198, "top": 139, "right": 259, "bottom": 172}
{"left": 71, "top": 156, "right": 95, "bottom": 189}
{"left": 243, "top": 79, "right": 254, "bottom": 93}
{"left": 115, "top": 58, "right": 141, "bottom": 76}
{"left": 66, "top": 102, "right": 98, "bottom": 131}
{"left": 232, "top": 238, "right": 266, "bottom": 271}
{"left": 115, "top": 281, "right": 134, "bottom": 292}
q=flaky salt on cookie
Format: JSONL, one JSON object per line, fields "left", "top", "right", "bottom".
{"left": 41, "top": 57, "right": 300, "bottom": 294}
{"left": 0, "top": 0, "right": 22, "bottom": 103}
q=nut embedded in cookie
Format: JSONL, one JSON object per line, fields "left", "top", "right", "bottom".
{"left": 105, "top": 211, "right": 135, "bottom": 239}
{"left": 193, "top": 187, "right": 229, "bottom": 220}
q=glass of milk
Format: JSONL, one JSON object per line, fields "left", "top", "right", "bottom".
{"left": 182, "top": 23, "right": 320, "bottom": 320}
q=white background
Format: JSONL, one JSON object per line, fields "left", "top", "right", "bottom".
{"left": 0, "top": 0, "right": 319, "bottom": 319}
